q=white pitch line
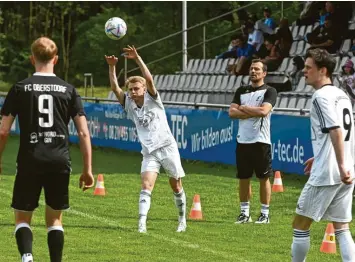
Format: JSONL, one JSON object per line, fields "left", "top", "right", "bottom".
{"left": 0, "top": 187, "right": 248, "bottom": 262}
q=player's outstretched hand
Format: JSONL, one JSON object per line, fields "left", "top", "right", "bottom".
{"left": 105, "top": 55, "right": 118, "bottom": 66}
{"left": 79, "top": 172, "right": 95, "bottom": 191}
{"left": 303, "top": 157, "right": 314, "bottom": 175}
{"left": 340, "top": 167, "right": 353, "bottom": 185}
{"left": 123, "top": 45, "right": 139, "bottom": 60}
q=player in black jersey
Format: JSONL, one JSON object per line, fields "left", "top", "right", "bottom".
{"left": 0, "top": 37, "right": 94, "bottom": 262}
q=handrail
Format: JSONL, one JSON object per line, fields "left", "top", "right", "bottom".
{"left": 135, "top": 1, "right": 260, "bottom": 51}
{"left": 125, "top": 27, "right": 244, "bottom": 74}
{"left": 117, "top": 1, "right": 260, "bottom": 78}
{"left": 79, "top": 96, "right": 312, "bottom": 114}
{"left": 120, "top": 3, "right": 296, "bottom": 77}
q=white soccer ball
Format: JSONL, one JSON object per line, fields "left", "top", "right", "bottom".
{"left": 105, "top": 17, "right": 127, "bottom": 40}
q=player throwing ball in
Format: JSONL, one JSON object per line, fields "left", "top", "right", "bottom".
{"left": 105, "top": 46, "right": 187, "bottom": 233}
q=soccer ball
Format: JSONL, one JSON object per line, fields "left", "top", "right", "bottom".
{"left": 105, "top": 17, "right": 127, "bottom": 40}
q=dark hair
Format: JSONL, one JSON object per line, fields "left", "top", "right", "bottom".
{"left": 251, "top": 59, "right": 267, "bottom": 72}
{"left": 234, "top": 34, "right": 245, "bottom": 42}
{"left": 305, "top": 48, "right": 336, "bottom": 77}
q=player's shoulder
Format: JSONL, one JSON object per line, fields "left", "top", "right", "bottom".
{"left": 236, "top": 85, "right": 252, "bottom": 94}
{"left": 264, "top": 84, "right": 277, "bottom": 92}
{"left": 313, "top": 84, "right": 342, "bottom": 99}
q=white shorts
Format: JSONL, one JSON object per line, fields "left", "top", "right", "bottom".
{"left": 141, "top": 143, "right": 185, "bottom": 179}
{"left": 296, "top": 182, "right": 354, "bottom": 223}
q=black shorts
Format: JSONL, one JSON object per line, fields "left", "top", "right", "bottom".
{"left": 236, "top": 142, "right": 273, "bottom": 179}
{"left": 11, "top": 170, "right": 70, "bottom": 211}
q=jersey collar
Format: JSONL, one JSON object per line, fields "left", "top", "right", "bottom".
{"left": 33, "top": 72, "right": 56, "bottom": 77}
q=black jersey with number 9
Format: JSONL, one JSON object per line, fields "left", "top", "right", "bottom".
{"left": 0, "top": 73, "right": 85, "bottom": 173}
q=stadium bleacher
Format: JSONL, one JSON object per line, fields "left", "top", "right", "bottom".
{"left": 107, "top": 4, "right": 355, "bottom": 115}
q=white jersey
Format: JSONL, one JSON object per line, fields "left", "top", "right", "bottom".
{"left": 125, "top": 92, "right": 175, "bottom": 154}
{"left": 232, "top": 85, "right": 277, "bottom": 144}
{"left": 309, "top": 85, "right": 355, "bottom": 186}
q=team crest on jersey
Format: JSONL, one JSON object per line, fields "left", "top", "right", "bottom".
{"left": 137, "top": 111, "right": 155, "bottom": 127}
{"left": 30, "top": 132, "right": 38, "bottom": 144}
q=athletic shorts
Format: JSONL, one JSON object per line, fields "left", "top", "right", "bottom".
{"left": 141, "top": 143, "right": 185, "bottom": 179}
{"left": 11, "top": 169, "right": 70, "bottom": 212}
{"left": 296, "top": 182, "right": 354, "bottom": 223}
{"left": 236, "top": 142, "right": 273, "bottom": 179}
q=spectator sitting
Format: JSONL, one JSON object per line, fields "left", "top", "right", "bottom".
{"left": 296, "top": 1, "right": 324, "bottom": 26}
{"left": 245, "top": 22, "right": 267, "bottom": 58}
{"left": 318, "top": 8, "right": 328, "bottom": 26}
{"left": 216, "top": 36, "right": 239, "bottom": 59}
{"left": 261, "top": 38, "right": 282, "bottom": 72}
{"left": 337, "top": 59, "right": 355, "bottom": 101}
{"left": 226, "top": 35, "right": 254, "bottom": 76}
{"left": 274, "top": 18, "right": 293, "bottom": 58}
{"left": 305, "top": 17, "right": 338, "bottom": 54}
{"left": 263, "top": 7, "right": 276, "bottom": 30}
{"left": 289, "top": 56, "right": 305, "bottom": 91}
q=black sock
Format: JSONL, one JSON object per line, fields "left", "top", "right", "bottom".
{"left": 15, "top": 226, "right": 33, "bottom": 257}
{"left": 47, "top": 230, "right": 64, "bottom": 262}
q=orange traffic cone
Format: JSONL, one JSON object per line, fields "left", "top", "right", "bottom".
{"left": 320, "top": 223, "right": 336, "bottom": 254}
{"left": 272, "top": 171, "right": 284, "bottom": 192}
{"left": 93, "top": 174, "right": 106, "bottom": 196}
{"left": 189, "top": 194, "right": 203, "bottom": 220}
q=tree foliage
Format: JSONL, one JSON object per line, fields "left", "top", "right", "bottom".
{"left": 0, "top": 1, "right": 301, "bottom": 88}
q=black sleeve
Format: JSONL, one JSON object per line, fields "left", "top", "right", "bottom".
{"left": 231, "top": 88, "right": 242, "bottom": 105}
{"left": 262, "top": 87, "right": 277, "bottom": 107}
{"left": 1, "top": 85, "right": 19, "bottom": 117}
{"left": 69, "top": 87, "right": 86, "bottom": 119}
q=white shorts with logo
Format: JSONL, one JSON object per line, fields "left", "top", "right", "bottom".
{"left": 296, "top": 182, "right": 354, "bottom": 223}
{"left": 141, "top": 143, "right": 185, "bottom": 179}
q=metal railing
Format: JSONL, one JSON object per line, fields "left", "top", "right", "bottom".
{"left": 80, "top": 96, "right": 312, "bottom": 115}
{"left": 118, "top": 1, "right": 261, "bottom": 79}
{"left": 118, "top": 1, "right": 296, "bottom": 80}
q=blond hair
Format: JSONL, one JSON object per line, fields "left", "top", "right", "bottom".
{"left": 125, "top": 76, "right": 146, "bottom": 89}
{"left": 31, "top": 37, "right": 58, "bottom": 63}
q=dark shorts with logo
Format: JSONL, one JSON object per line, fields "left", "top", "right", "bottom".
{"left": 11, "top": 167, "right": 70, "bottom": 211}
{"left": 236, "top": 142, "right": 273, "bottom": 179}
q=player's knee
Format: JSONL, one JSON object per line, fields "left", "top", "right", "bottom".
{"left": 333, "top": 222, "right": 350, "bottom": 230}
{"left": 141, "top": 180, "right": 154, "bottom": 191}
{"left": 169, "top": 177, "right": 182, "bottom": 192}
{"left": 292, "top": 215, "right": 312, "bottom": 230}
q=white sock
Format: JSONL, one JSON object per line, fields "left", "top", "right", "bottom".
{"left": 139, "top": 189, "right": 151, "bottom": 224}
{"left": 240, "top": 202, "right": 250, "bottom": 216}
{"left": 291, "top": 229, "right": 310, "bottom": 262}
{"left": 261, "top": 204, "right": 270, "bottom": 217}
{"left": 174, "top": 189, "right": 186, "bottom": 222}
{"left": 22, "top": 253, "right": 33, "bottom": 262}
{"left": 335, "top": 228, "right": 355, "bottom": 262}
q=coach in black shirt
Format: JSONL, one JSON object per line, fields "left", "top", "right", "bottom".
{"left": 229, "top": 59, "right": 277, "bottom": 225}
{"left": 0, "top": 37, "right": 94, "bottom": 262}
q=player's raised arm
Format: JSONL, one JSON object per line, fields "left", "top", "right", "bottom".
{"left": 105, "top": 55, "right": 125, "bottom": 105}
{"left": 123, "top": 45, "right": 157, "bottom": 97}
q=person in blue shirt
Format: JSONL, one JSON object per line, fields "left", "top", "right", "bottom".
{"left": 263, "top": 7, "right": 276, "bottom": 30}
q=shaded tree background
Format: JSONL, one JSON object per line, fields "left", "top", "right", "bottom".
{"left": 0, "top": 1, "right": 301, "bottom": 88}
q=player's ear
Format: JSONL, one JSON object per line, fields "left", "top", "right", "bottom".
{"left": 30, "top": 55, "right": 35, "bottom": 66}
{"left": 53, "top": 55, "right": 59, "bottom": 65}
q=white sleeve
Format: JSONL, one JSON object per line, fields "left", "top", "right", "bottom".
{"left": 146, "top": 91, "right": 164, "bottom": 109}
{"left": 312, "top": 96, "right": 340, "bottom": 133}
